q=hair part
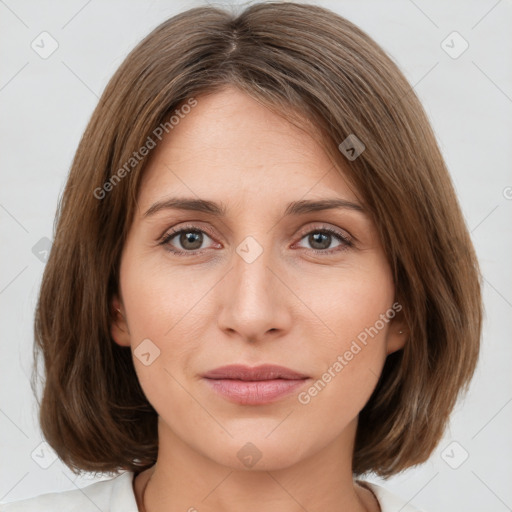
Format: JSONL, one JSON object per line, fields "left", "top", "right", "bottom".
{"left": 32, "top": 1, "right": 482, "bottom": 478}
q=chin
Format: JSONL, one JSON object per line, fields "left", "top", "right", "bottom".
{"left": 204, "top": 433, "right": 312, "bottom": 472}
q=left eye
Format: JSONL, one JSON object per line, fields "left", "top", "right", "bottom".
{"left": 295, "top": 228, "right": 353, "bottom": 254}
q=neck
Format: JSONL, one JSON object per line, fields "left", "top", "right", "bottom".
{"left": 134, "top": 417, "right": 379, "bottom": 512}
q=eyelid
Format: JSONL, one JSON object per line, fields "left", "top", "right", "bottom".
{"left": 295, "top": 222, "right": 353, "bottom": 244}
{"left": 158, "top": 222, "right": 218, "bottom": 244}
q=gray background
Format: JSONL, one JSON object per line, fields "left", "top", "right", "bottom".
{"left": 1, "top": 0, "right": 511, "bottom": 510}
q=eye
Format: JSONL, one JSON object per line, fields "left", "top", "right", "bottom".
{"left": 159, "top": 224, "right": 219, "bottom": 255}
{"left": 295, "top": 226, "right": 353, "bottom": 255}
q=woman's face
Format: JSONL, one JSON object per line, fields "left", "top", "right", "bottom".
{"left": 112, "top": 85, "right": 405, "bottom": 471}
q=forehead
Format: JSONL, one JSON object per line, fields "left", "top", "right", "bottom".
{"left": 137, "top": 86, "right": 359, "bottom": 213}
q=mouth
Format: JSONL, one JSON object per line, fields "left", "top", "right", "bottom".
{"left": 202, "top": 364, "right": 310, "bottom": 405}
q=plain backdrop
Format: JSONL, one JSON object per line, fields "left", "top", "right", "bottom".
{"left": 1, "top": 0, "right": 511, "bottom": 510}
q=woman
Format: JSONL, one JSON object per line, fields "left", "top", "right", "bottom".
{"left": 1, "top": 2, "right": 482, "bottom": 511}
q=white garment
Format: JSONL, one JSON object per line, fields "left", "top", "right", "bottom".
{"left": 0, "top": 471, "right": 425, "bottom": 511}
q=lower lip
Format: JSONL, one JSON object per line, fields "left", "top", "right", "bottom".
{"left": 203, "top": 378, "right": 308, "bottom": 405}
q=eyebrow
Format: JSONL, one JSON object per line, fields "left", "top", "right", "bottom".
{"left": 143, "top": 197, "right": 365, "bottom": 218}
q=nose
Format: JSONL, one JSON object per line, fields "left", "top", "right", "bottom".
{"left": 216, "top": 237, "right": 293, "bottom": 344}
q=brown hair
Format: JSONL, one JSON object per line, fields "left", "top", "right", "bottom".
{"left": 32, "top": 1, "right": 482, "bottom": 478}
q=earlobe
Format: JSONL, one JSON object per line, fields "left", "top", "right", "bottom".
{"left": 110, "top": 297, "right": 131, "bottom": 347}
{"left": 386, "top": 325, "right": 407, "bottom": 355}
{"left": 384, "top": 301, "right": 408, "bottom": 355}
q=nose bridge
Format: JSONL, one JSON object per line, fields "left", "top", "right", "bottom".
{"left": 217, "top": 231, "right": 291, "bottom": 340}
{"left": 237, "top": 237, "right": 272, "bottom": 299}
{"left": 232, "top": 233, "right": 278, "bottom": 313}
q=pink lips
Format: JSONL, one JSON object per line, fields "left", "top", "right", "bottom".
{"left": 202, "top": 364, "right": 309, "bottom": 405}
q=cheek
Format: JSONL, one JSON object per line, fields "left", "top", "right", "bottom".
{"left": 120, "top": 250, "right": 209, "bottom": 340}
{"left": 295, "top": 260, "right": 394, "bottom": 410}
{"left": 296, "top": 312, "right": 391, "bottom": 439}
{"left": 301, "top": 255, "right": 395, "bottom": 347}
{"left": 119, "top": 254, "right": 214, "bottom": 397}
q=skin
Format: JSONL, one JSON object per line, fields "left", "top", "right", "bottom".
{"left": 111, "top": 85, "right": 406, "bottom": 512}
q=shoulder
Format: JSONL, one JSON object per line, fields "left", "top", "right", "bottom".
{"left": 0, "top": 471, "right": 138, "bottom": 512}
{"left": 358, "top": 480, "right": 427, "bottom": 512}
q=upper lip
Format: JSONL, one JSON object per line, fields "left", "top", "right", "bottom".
{"left": 202, "top": 364, "right": 309, "bottom": 381}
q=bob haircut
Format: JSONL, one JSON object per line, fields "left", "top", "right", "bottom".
{"left": 33, "top": 1, "right": 482, "bottom": 478}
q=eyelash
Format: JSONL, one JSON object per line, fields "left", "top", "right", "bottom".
{"left": 158, "top": 223, "right": 354, "bottom": 256}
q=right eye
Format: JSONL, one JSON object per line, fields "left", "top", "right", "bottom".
{"left": 159, "top": 224, "right": 220, "bottom": 255}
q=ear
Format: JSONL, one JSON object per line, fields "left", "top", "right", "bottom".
{"left": 385, "top": 307, "right": 408, "bottom": 355}
{"left": 110, "top": 295, "right": 131, "bottom": 347}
